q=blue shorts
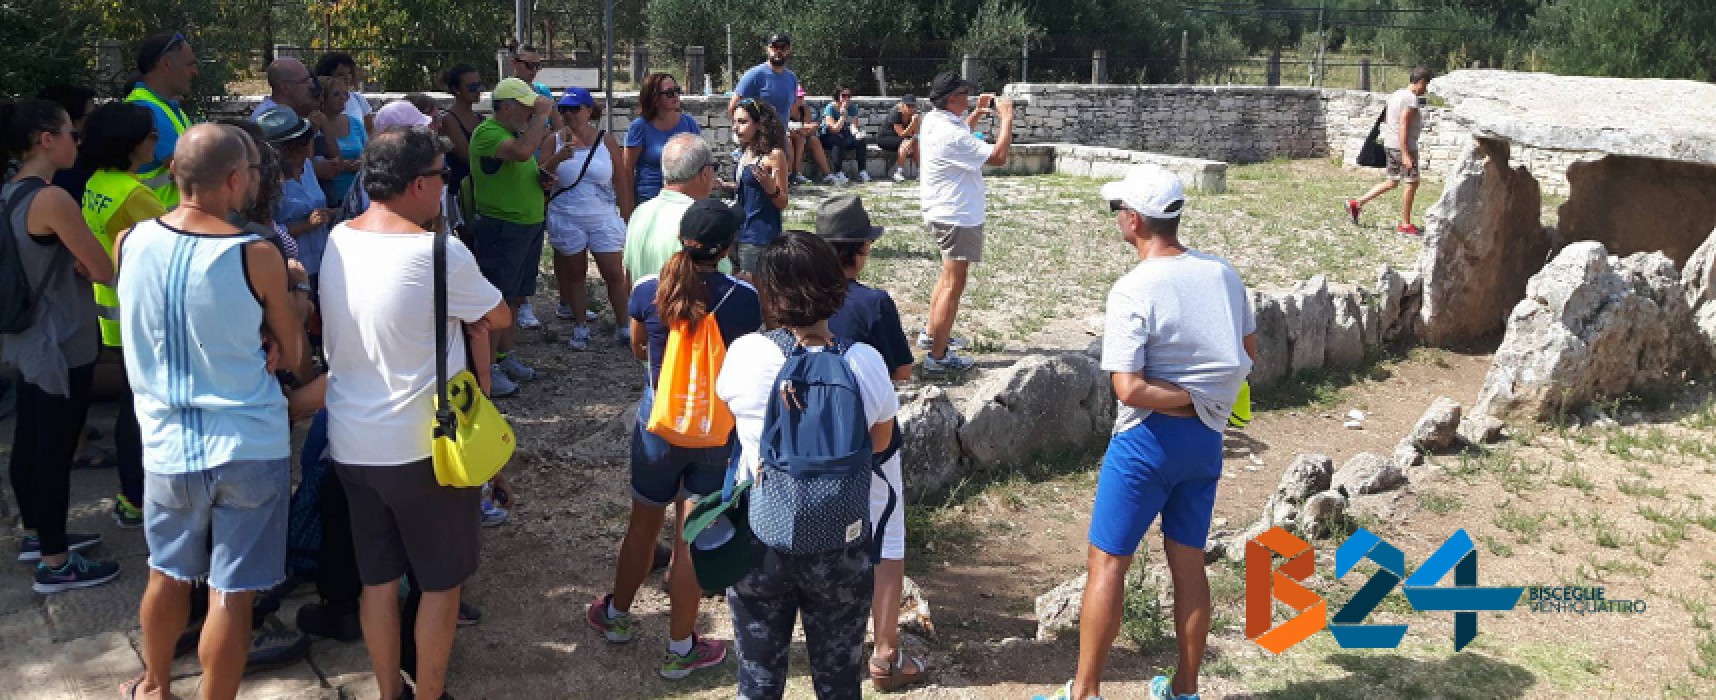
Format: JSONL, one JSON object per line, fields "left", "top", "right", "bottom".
{"left": 630, "top": 388, "right": 732, "bottom": 507}
{"left": 144, "top": 458, "right": 291, "bottom": 593}
{"left": 1089, "top": 413, "right": 1223, "bottom": 555}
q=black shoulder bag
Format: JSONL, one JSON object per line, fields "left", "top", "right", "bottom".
{"left": 1355, "top": 108, "right": 1388, "bottom": 168}
{"left": 546, "top": 130, "right": 607, "bottom": 205}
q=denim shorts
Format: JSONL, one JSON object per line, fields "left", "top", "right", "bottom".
{"left": 630, "top": 388, "right": 732, "bottom": 507}
{"left": 1088, "top": 413, "right": 1223, "bottom": 555}
{"left": 144, "top": 458, "right": 291, "bottom": 593}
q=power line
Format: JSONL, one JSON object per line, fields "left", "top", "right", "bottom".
{"left": 1179, "top": 6, "right": 1521, "bottom": 33}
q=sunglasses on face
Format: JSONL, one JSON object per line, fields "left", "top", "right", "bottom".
{"left": 839, "top": 93, "right": 852, "bottom": 99}
{"left": 514, "top": 60, "right": 542, "bottom": 70}
{"left": 1108, "top": 201, "right": 1131, "bottom": 213}
{"left": 661, "top": 87, "right": 683, "bottom": 98}
{"left": 418, "top": 164, "right": 451, "bottom": 180}
{"left": 769, "top": 43, "right": 791, "bottom": 50}
{"left": 557, "top": 105, "right": 585, "bottom": 113}
{"left": 465, "top": 82, "right": 485, "bottom": 93}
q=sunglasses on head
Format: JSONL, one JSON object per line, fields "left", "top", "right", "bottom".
{"left": 151, "top": 32, "right": 186, "bottom": 67}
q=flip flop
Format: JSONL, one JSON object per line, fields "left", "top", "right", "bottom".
{"left": 869, "top": 648, "right": 929, "bottom": 692}
{"left": 119, "top": 676, "right": 176, "bottom": 700}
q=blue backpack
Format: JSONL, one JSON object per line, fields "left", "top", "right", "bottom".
{"left": 749, "top": 329, "right": 893, "bottom": 560}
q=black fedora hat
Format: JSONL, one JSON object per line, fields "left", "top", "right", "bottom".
{"left": 813, "top": 194, "right": 884, "bottom": 243}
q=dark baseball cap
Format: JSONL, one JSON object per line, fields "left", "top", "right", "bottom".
{"left": 767, "top": 32, "right": 791, "bottom": 46}
{"left": 680, "top": 198, "right": 741, "bottom": 258}
{"left": 900, "top": 93, "right": 917, "bottom": 106}
{"left": 928, "top": 72, "right": 973, "bottom": 102}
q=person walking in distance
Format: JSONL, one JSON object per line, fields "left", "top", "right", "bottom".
{"left": 586, "top": 199, "right": 758, "bottom": 680}
{"left": 78, "top": 101, "right": 168, "bottom": 529}
{"left": 120, "top": 124, "right": 304, "bottom": 700}
{"left": 2, "top": 99, "right": 120, "bottom": 592}
{"left": 916, "top": 72, "right": 1016, "bottom": 374}
{"left": 1036, "top": 165, "right": 1257, "bottom": 700}
{"left": 126, "top": 30, "right": 199, "bottom": 209}
{"left": 1346, "top": 66, "right": 1434, "bottom": 236}
{"left": 319, "top": 127, "right": 511, "bottom": 700}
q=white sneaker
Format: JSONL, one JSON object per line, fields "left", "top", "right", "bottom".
{"left": 857, "top": 171, "right": 872, "bottom": 183}
{"left": 498, "top": 355, "right": 536, "bottom": 382}
{"left": 791, "top": 173, "right": 810, "bottom": 185}
{"left": 892, "top": 168, "right": 906, "bottom": 183}
{"left": 834, "top": 172, "right": 851, "bottom": 185}
{"left": 616, "top": 326, "right": 632, "bottom": 346}
{"left": 568, "top": 325, "right": 591, "bottom": 351}
{"left": 488, "top": 368, "right": 519, "bottom": 397}
{"left": 916, "top": 330, "right": 968, "bottom": 351}
{"left": 517, "top": 303, "right": 542, "bottom": 330}
{"left": 821, "top": 174, "right": 839, "bottom": 185}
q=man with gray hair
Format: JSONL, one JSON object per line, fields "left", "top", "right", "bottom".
{"left": 622, "top": 133, "right": 731, "bottom": 281}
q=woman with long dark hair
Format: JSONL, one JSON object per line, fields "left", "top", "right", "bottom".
{"left": 619, "top": 72, "right": 701, "bottom": 220}
{"left": 714, "top": 231, "right": 900, "bottom": 699}
{"left": 312, "top": 76, "right": 367, "bottom": 206}
{"left": 586, "top": 199, "right": 759, "bottom": 679}
{"left": 730, "top": 99, "right": 790, "bottom": 275}
{"left": 77, "top": 101, "right": 167, "bottom": 528}
{"left": 1, "top": 100, "right": 121, "bottom": 593}
{"left": 438, "top": 63, "right": 483, "bottom": 234}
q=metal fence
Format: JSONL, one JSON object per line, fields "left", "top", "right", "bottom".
{"left": 840, "top": 53, "right": 1406, "bottom": 95}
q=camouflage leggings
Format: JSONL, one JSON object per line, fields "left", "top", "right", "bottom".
{"left": 728, "top": 542, "right": 875, "bottom": 700}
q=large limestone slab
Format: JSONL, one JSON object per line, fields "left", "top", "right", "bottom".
{"left": 1432, "top": 70, "right": 1716, "bottom": 165}
{"left": 956, "top": 353, "right": 1113, "bottom": 468}
{"left": 1417, "top": 137, "right": 1551, "bottom": 345}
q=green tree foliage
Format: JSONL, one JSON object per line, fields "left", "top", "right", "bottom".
{"left": 1531, "top": 0, "right": 1716, "bottom": 80}
{"left": 0, "top": 0, "right": 94, "bottom": 98}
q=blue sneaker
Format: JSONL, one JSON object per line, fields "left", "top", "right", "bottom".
{"left": 17, "top": 533, "right": 101, "bottom": 563}
{"left": 1150, "top": 675, "right": 1200, "bottom": 700}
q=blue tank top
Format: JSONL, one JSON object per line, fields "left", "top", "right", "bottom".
{"left": 118, "top": 219, "right": 290, "bottom": 473}
{"left": 735, "top": 156, "right": 782, "bottom": 246}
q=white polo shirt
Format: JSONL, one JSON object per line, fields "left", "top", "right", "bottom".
{"left": 917, "top": 109, "right": 994, "bottom": 227}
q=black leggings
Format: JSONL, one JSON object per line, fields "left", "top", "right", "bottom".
{"left": 115, "top": 383, "right": 144, "bottom": 505}
{"left": 9, "top": 364, "right": 95, "bottom": 557}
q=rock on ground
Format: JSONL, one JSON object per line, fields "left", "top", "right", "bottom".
{"left": 1331, "top": 452, "right": 1408, "bottom": 497}
{"left": 898, "top": 386, "right": 965, "bottom": 504}
{"left": 1250, "top": 290, "right": 1292, "bottom": 387}
{"left": 1287, "top": 276, "right": 1333, "bottom": 373}
{"left": 1406, "top": 396, "right": 1463, "bottom": 452}
{"left": 1300, "top": 490, "right": 1350, "bottom": 539}
{"left": 1326, "top": 286, "right": 1367, "bottom": 368}
{"left": 1035, "top": 573, "right": 1088, "bottom": 641}
{"left": 957, "top": 353, "right": 1113, "bottom": 469}
{"left": 1683, "top": 226, "right": 1716, "bottom": 357}
{"left": 1474, "top": 242, "right": 1708, "bottom": 421}
{"left": 1458, "top": 415, "right": 1506, "bottom": 446}
{"left": 1261, "top": 454, "right": 1335, "bottom": 532}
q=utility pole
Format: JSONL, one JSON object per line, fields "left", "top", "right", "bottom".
{"left": 726, "top": 24, "right": 734, "bottom": 92}
{"left": 603, "top": 0, "right": 613, "bottom": 130}
{"left": 1314, "top": 0, "right": 1327, "bottom": 87}
{"left": 515, "top": 0, "right": 528, "bottom": 46}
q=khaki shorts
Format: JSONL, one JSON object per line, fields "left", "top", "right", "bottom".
{"left": 929, "top": 222, "right": 984, "bottom": 263}
{"left": 1386, "top": 148, "right": 1421, "bottom": 184}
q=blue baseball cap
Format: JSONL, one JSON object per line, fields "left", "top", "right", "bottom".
{"left": 557, "top": 87, "right": 595, "bottom": 108}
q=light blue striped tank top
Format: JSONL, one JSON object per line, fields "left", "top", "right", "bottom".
{"left": 118, "top": 218, "right": 289, "bottom": 473}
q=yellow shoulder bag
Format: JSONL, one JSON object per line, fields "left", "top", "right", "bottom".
{"left": 431, "top": 229, "right": 515, "bottom": 487}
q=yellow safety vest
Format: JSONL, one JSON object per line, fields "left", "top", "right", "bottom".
{"left": 124, "top": 86, "right": 190, "bottom": 209}
{"left": 81, "top": 170, "right": 153, "bottom": 347}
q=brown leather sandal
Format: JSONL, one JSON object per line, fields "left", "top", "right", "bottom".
{"left": 869, "top": 648, "right": 929, "bottom": 692}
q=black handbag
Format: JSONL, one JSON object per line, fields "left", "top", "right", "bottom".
{"left": 1356, "top": 109, "right": 1388, "bottom": 168}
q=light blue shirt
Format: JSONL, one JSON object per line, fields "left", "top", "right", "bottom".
{"left": 736, "top": 63, "right": 798, "bottom": 128}
{"left": 277, "top": 165, "right": 330, "bottom": 275}
{"left": 118, "top": 219, "right": 289, "bottom": 474}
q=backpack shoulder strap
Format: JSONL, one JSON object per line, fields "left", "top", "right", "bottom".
{"left": 546, "top": 129, "right": 606, "bottom": 205}
{"left": 708, "top": 279, "right": 738, "bottom": 315}
{"left": 4, "top": 178, "right": 64, "bottom": 304}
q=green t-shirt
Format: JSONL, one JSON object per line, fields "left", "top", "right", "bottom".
{"left": 469, "top": 117, "right": 545, "bottom": 225}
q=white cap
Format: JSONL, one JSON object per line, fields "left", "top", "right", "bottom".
{"left": 1099, "top": 165, "right": 1186, "bottom": 219}
{"left": 374, "top": 100, "right": 432, "bottom": 130}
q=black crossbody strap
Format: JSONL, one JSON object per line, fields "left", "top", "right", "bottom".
{"left": 433, "top": 229, "right": 453, "bottom": 437}
{"left": 546, "top": 130, "right": 606, "bottom": 205}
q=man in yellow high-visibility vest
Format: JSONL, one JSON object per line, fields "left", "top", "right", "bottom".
{"left": 125, "top": 30, "right": 198, "bottom": 209}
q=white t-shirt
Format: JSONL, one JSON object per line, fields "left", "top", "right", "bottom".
{"left": 715, "top": 333, "right": 901, "bottom": 481}
{"left": 1382, "top": 88, "right": 1422, "bottom": 152}
{"left": 320, "top": 223, "right": 503, "bottom": 465}
{"left": 548, "top": 133, "right": 618, "bottom": 216}
{"left": 918, "top": 109, "right": 994, "bottom": 227}
{"left": 1101, "top": 249, "right": 1255, "bottom": 434}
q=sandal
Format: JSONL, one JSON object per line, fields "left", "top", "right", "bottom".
{"left": 120, "top": 676, "right": 177, "bottom": 700}
{"left": 869, "top": 648, "right": 929, "bottom": 692}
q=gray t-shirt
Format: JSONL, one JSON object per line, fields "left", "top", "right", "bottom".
{"left": 0, "top": 181, "right": 99, "bottom": 396}
{"left": 1382, "top": 88, "right": 1423, "bottom": 152}
{"left": 1101, "top": 249, "right": 1255, "bottom": 434}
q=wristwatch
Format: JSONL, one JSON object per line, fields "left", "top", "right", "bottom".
{"left": 292, "top": 282, "right": 312, "bottom": 294}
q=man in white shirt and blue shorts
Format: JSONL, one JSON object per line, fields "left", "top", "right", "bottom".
{"left": 1037, "top": 165, "right": 1258, "bottom": 700}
